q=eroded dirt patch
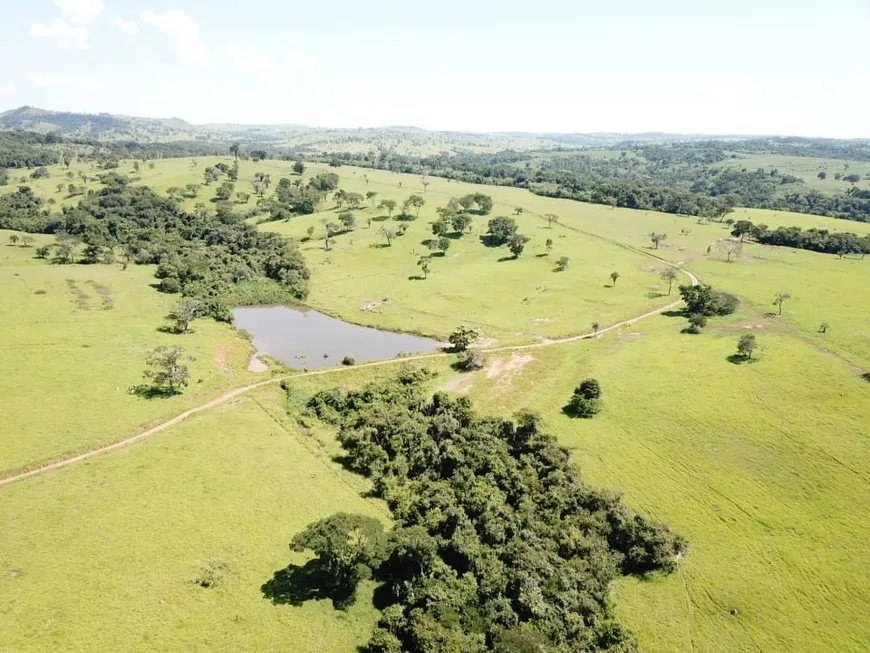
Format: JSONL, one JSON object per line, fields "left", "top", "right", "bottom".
{"left": 247, "top": 352, "right": 268, "bottom": 373}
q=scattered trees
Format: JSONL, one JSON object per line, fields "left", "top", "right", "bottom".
{"left": 402, "top": 194, "right": 425, "bottom": 218}
{"left": 142, "top": 346, "right": 190, "bottom": 395}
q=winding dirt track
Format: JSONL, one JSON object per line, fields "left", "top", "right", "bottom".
{"left": 0, "top": 251, "right": 699, "bottom": 488}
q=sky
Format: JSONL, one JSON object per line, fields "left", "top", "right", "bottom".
{"left": 1, "top": 0, "right": 869, "bottom": 137}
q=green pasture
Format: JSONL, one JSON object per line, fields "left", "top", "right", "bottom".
{"left": 0, "top": 229, "right": 255, "bottom": 475}
{"left": 461, "top": 313, "right": 870, "bottom": 653}
{"left": 719, "top": 153, "right": 870, "bottom": 193}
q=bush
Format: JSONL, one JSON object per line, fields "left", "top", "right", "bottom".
{"left": 342, "top": 356, "right": 355, "bottom": 366}
{"left": 565, "top": 377, "right": 602, "bottom": 418}
{"left": 456, "top": 349, "right": 486, "bottom": 371}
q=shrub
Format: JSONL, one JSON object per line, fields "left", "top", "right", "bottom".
{"left": 456, "top": 349, "right": 487, "bottom": 371}
{"left": 342, "top": 356, "right": 355, "bottom": 366}
{"left": 566, "top": 378, "right": 602, "bottom": 418}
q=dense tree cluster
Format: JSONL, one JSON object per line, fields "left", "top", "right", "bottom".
{"left": 299, "top": 370, "right": 686, "bottom": 653}
{"left": 731, "top": 219, "right": 870, "bottom": 257}
{"left": 1, "top": 176, "right": 310, "bottom": 317}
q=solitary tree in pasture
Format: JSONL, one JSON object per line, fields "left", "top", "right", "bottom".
{"left": 649, "top": 232, "right": 667, "bottom": 249}
{"left": 486, "top": 216, "right": 518, "bottom": 244}
{"left": 555, "top": 256, "right": 569, "bottom": 271}
{"left": 365, "top": 191, "right": 378, "bottom": 208}
{"left": 773, "top": 292, "right": 791, "bottom": 316}
{"left": 817, "top": 171, "right": 826, "bottom": 180}
{"left": 609, "top": 271, "right": 620, "bottom": 286}
{"left": 8, "top": 234, "right": 19, "bottom": 246}
{"left": 660, "top": 267, "right": 679, "bottom": 294}
{"left": 421, "top": 177, "right": 430, "bottom": 193}
{"left": 306, "top": 225, "right": 315, "bottom": 240}
{"left": 730, "top": 220, "right": 754, "bottom": 241}
{"left": 229, "top": 142, "right": 241, "bottom": 159}
{"left": 418, "top": 256, "right": 431, "bottom": 279}
{"left": 819, "top": 322, "right": 830, "bottom": 333}
{"left": 717, "top": 238, "right": 743, "bottom": 262}
{"left": 545, "top": 238, "right": 554, "bottom": 254}
{"left": 545, "top": 213, "right": 559, "bottom": 229}
{"left": 293, "top": 161, "right": 305, "bottom": 174}
{"left": 379, "top": 227, "right": 395, "bottom": 246}
{"left": 737, "top": 334, "right": 758, "bottom": 360}
{"left": 20, "top": 235, "right": 34, "bottom": 247}
{"left": 591, "top": 321, "right": 599, "bottom": 335}
{"left": 167, "top": 299, "right": 204, "bottom": 334}
{"left": 142, "top": 346, "right": 190, "bottom": 395}
{"left": 449, "top": 325, "right": 480, "bottom": 351}
{"left": 378, "top": 198, "right": 397, "bottom": 218}
{"left": 514, "top": 207, "right": 524, "bottom": 215}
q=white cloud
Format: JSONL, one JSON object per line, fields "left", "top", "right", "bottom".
{"left": 29, "top": 19, "right": 90, "bottom": 50}
{"left": 30, "top": 73, "right": 101, "bottom": 90}
{"left": 140, "top": 10, "right": 209, "bottom": 64}
{"left": 0, "top": 83, "right": 14, "bottom": 92}
{"left": 54, "top": 0, "right": 105, "bottom": 23}
{"left": 226, "top": 43, "right": 278, "bottom": 75}
{"left": 115, "top": 18, "right": 140, "bottom": 34}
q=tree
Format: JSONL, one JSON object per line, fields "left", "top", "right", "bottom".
{"left": 545, "top": 213, "right": 559, "bottom": 228}
{"left": 290, "top": 513, "right": 386, "bottom": 609}
{"left": 819, "top": 322, "right": 830, "bottom": 333}
{"left": 403, "top": 195, "right": 425, "bottom": 218}
{"left": 306, "top": 225, "right": 315, "bottom": 240}
{"left": 142, "top": 346, "right": 190, "bottom": 394}
{"left": 63, "top": 152, "right": 73, "bottom": 168}
{"left": 486, "top": 216, "right": 518, "bottom": 244}
{"left": 421, "top": 177, "right": 430, "bottom": 193}
{"left": 716, "top": 238, "right": 743, "bottom": 262}
{"left": 660, "top": 267, "right": 679, "bottom": 294}
{"left": 545, "top": 238, "right": 553, "bottom": 254}
{"left": 8, "top": 234, "right": 19, "bottom": 246}
{"left": 203, "top": 167, "right": 220, "bottom": 185}
{"left": 166, "top": 299, "right": 204, "bottom": 334}
{"left": 817, "top": 171, "right": 826, "bottom": 180}
{"left": 451, "top": 213, "right": 472, "bottom": 233}
{"left": 236, "top": 191, "right": 251, "bottom": 204}
{"left": 555, "top": 256, "right": 569, "bottom": 271}
{"left": 379, "top": 227, "right": 395, "bottom": 246}
{"left": 20, "top": 235, "right": 34, "bottom": 247}
{"left": 417, "top": 256, "right": 431, "bottom": 279}
{"left": 229, "top": 142, "right": 241, "bottom": 159}
{"left": 215, "top": 182, "right": 235, "bottom": 201}
{"left": 53, "top": 234, "right": 79, "bottom": 264}
{"left": 686, "top": 313, "right": 707, "bottom": 333}
{"left": 293, "top": 161, "right": 305, "bottom": 175}
{"left": 338, "top": 211, "right": 356, "bottom": 231}
{"left": 378, "top": 198, "right": 397, "bottom": 217}
{"left": 35, "top": 245, "right": 51, "bottom": 259}
{"left": 436, "top": 237, "right": 450, "bottom": 255}
{"left": 730, "top": 220, "right": 753, "bottom": 241}
{"left": 591, "top": 321, "right": 599, "bottom": 334}
{"left": 365, "top": 190, "right": 378, "bottom": 208}
{"left": 773, "top": 291, "right": 791, "bottom": 316}
{"left": 679, "top": 284, "right": 738, "bottom": 316}
{"left": 566, "top": 378, "right": 602, "bottom": 418}
{"left": 844, "top": 174, "right": 861, "bottom": 184}
{"left": 649, "top": 232, "right": 667, "bottom": 249}
{"left": 449, "top": 325, "right": 480, "bottom": 351}
{"left": 345, "top": 192, "right": 365, "bottom": 209}
{"left": 610, "top": 271, "right": 620, "bottom": 286}
{"left": 508, "top": 233, "right": 530, "bottom": 258}
{"left": 737, "top": 334, "right": 757, "bottom": 360}
{"left": 431, "top": 218, "right": 451, "bottom": 237}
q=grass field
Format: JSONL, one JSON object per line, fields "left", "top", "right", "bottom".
{"left": 459, "top": 313, "right": 870, "bottom": 653}
{"left": 719, "top": 153, "right": 870, "bottom": 193}
{"left": 3, "top": 156, "right": 870, "bottom": 653}
{"left": 0, "top": 229, "right": 257, "bottom": 475}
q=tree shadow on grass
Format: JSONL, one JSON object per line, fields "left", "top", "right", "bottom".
{"left": 497, "top": 255, "right": 518, "bottom": 262}
{"left": 726, "top": 354, "right": 757, "bottom": 365}
{"left": 647, "top": 291, "right": 667, "bottom": 299}
{"left": 662, "top": 309, "right": 686, "bottom": 318}
{"left": 407, "top": 275, "right": 425, "bottom": 281}
{"left": 369, "top": 243, "right": 391, "bottom": 249}
{"left": 479, "top": 234, "right": 505, "bottom": 248}
{"left": 128, "top": 384, "right": 178, "bottom": 399}
{"left": 371, "top": 215, "right": 389, "bottom": 222}
{"left": 261, "top": 560, "right": 356, "bottom": 610}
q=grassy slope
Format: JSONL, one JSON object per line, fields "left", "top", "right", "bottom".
{"left": 0, "top": 230, "right": 256, "bottom": 475}
{"left": 0, "top": 384, "right": 386, "bottom": 653}
{"left": 462, "top": 314, "right": 870, "bottom": 653}
{"left": 719, "top": 153, "right": 870, "bottom": 193}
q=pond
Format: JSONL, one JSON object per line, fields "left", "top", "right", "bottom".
{"left": 232, "top": 306, "right": 442, "bottom": 370}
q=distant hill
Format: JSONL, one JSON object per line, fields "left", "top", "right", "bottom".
{"left": 0, "top": 107, "right": 198, "bottom": 142}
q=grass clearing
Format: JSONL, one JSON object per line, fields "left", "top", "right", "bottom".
{"left": 0, "top": 229, "right": 255, "bottom": 475}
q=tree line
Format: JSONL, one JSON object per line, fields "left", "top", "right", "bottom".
{"left": 287, "top": 369, "right": 686, "bottom": 653}
{"left": 730, "top": 219, "right": 870, "bottom": 257}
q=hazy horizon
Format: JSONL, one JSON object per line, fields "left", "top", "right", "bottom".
{"left": 1, "top": 0, "right": 869, "bottom": 138}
